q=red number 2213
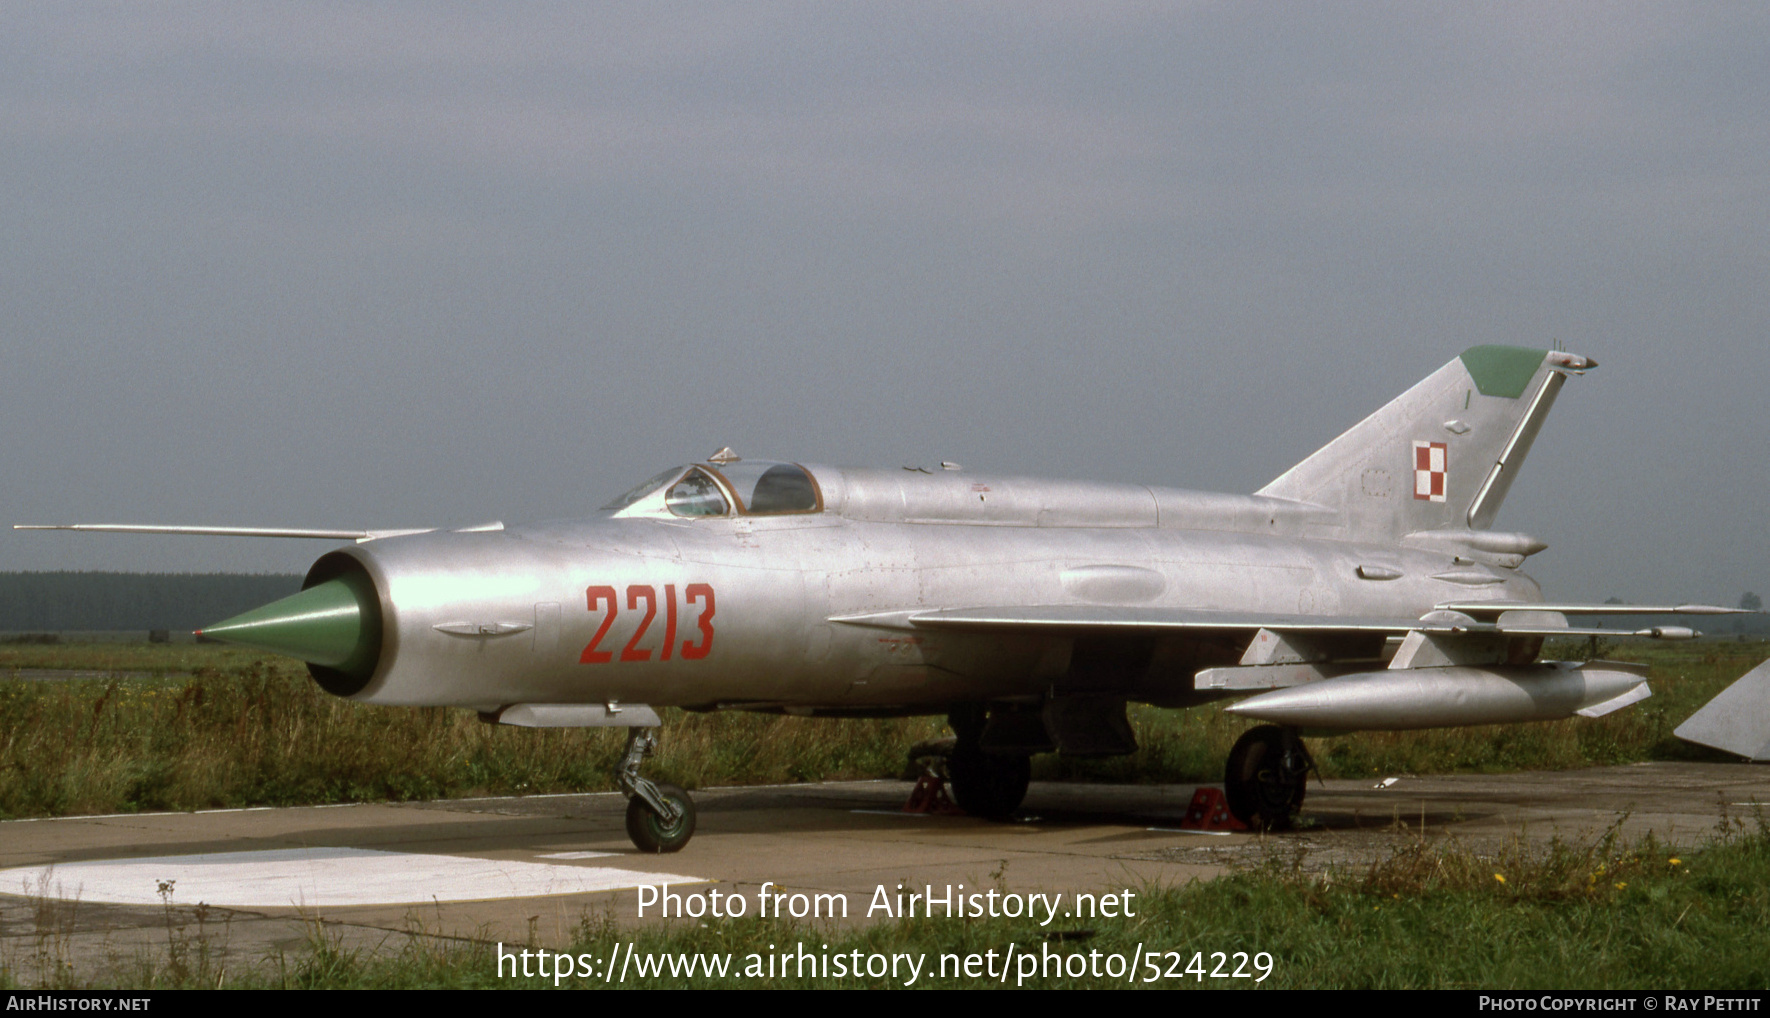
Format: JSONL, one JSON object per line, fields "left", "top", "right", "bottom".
{"left": 580, "top": 583, "right": 714, "bottom": 663}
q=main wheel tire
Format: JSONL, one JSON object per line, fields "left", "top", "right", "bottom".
{"left": 625, "top": 783, "right": 696, "bottom": 853}
{"left": 947, "top": 749, "right": 1031, "bottom": 818}
{"left": 1223, "top": 726, "right": 1307, "bottom": 831}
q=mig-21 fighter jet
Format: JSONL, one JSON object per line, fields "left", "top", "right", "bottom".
{"left": 23, "top": 345, "right": 1759, "bottom": 851}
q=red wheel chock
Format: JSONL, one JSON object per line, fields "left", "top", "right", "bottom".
{"left": 1179, "top": 787, "right": 1248, "bottom": 831}
{"left": 902, "top": 767, "right": 965, "bottom": 815}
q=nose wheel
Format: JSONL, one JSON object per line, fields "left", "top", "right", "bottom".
{"left": 617, "top": 727, "right": 696, "bottom": 853}
{"left": 1223, "top": 725, "right": 1310, "bottom": 831}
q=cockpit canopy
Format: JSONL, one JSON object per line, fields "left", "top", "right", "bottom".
{"left": 601, "top": 460, "right": 822, "bottom": 518}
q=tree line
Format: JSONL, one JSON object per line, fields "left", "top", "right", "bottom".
{"left": 0, "top": 572, "right": 302, "bottom": 632}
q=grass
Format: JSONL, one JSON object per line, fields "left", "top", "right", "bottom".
{"left": 2, "top": 639, "right": 1764, "bottom": 819}
{"left": 0, "top": 654, "right": 948, "bottom": 818}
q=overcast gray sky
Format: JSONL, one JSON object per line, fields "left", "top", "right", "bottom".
{"left": 2, "top": 3, "right": 1765, "bottom": 604}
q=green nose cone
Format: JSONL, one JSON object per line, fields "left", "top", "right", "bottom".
{"left": 200, "top": 573, "right": 381, "bottom": 676}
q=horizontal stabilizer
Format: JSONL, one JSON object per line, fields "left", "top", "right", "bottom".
{"left": 1674, "top": 659, "right": 1770, "bottom": 761}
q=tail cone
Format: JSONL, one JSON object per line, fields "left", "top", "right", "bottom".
{"left": 200, "top": 572, "right": 381, "bottom": 677}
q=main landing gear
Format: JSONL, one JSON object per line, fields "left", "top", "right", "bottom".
{"left": 948, "top": 745, "right": 1031, "bottom": 818}
{"left": 1223, "top": 724, "right": 1311, "bottom": 831}
{"left": 944, "top": 707, "right": 1031, "bottom": 819}
{"left": 617, "top": 727, "right": 696, "bottom": 853}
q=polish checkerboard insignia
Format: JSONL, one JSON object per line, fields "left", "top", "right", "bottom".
{"left": 1413, "top": 441, "right": 1447, "bottom": 502}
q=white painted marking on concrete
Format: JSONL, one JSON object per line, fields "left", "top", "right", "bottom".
{"left": 1146, "top": 827, "right": 1234, "bottom": 836}
{"left": 536, "top": 851, "right": 618, "bottom": 860}
{"left": 1, "top": 803, "right": 363, "bottom": 824}
{"left": 0, "top": 847, "right": 704, "bottom": 908}
{"left": 2, "top": 811, "right": 185, "bottom": 824}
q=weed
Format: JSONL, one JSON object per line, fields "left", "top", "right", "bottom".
{"left": 146, "top": 879, "right": 229, "bottom": 988}
{"left": 21, "top": 869, "right": 81, "bottom": 990}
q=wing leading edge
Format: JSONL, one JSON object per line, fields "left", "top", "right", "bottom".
{"left": 12, "top": 523, "right": 504, "bottom": 543}
{"left": 832, "top": 601, "right": 1742, "bottom": 640}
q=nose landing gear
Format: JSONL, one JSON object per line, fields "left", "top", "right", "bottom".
{"left": 617, "top": 727, "right": 696, "bottom": 852}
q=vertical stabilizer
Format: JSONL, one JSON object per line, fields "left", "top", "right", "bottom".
{"left": 1256, "top": 346, "right": 1591, "bottom": 541}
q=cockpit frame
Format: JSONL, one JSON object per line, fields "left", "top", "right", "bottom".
{"left": 605, "top": 460, "right": 825, "bottom": 521}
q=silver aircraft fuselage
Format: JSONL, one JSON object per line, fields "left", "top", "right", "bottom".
{"left": 329, "top": 466, "right": 1537, "bottom": 713}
